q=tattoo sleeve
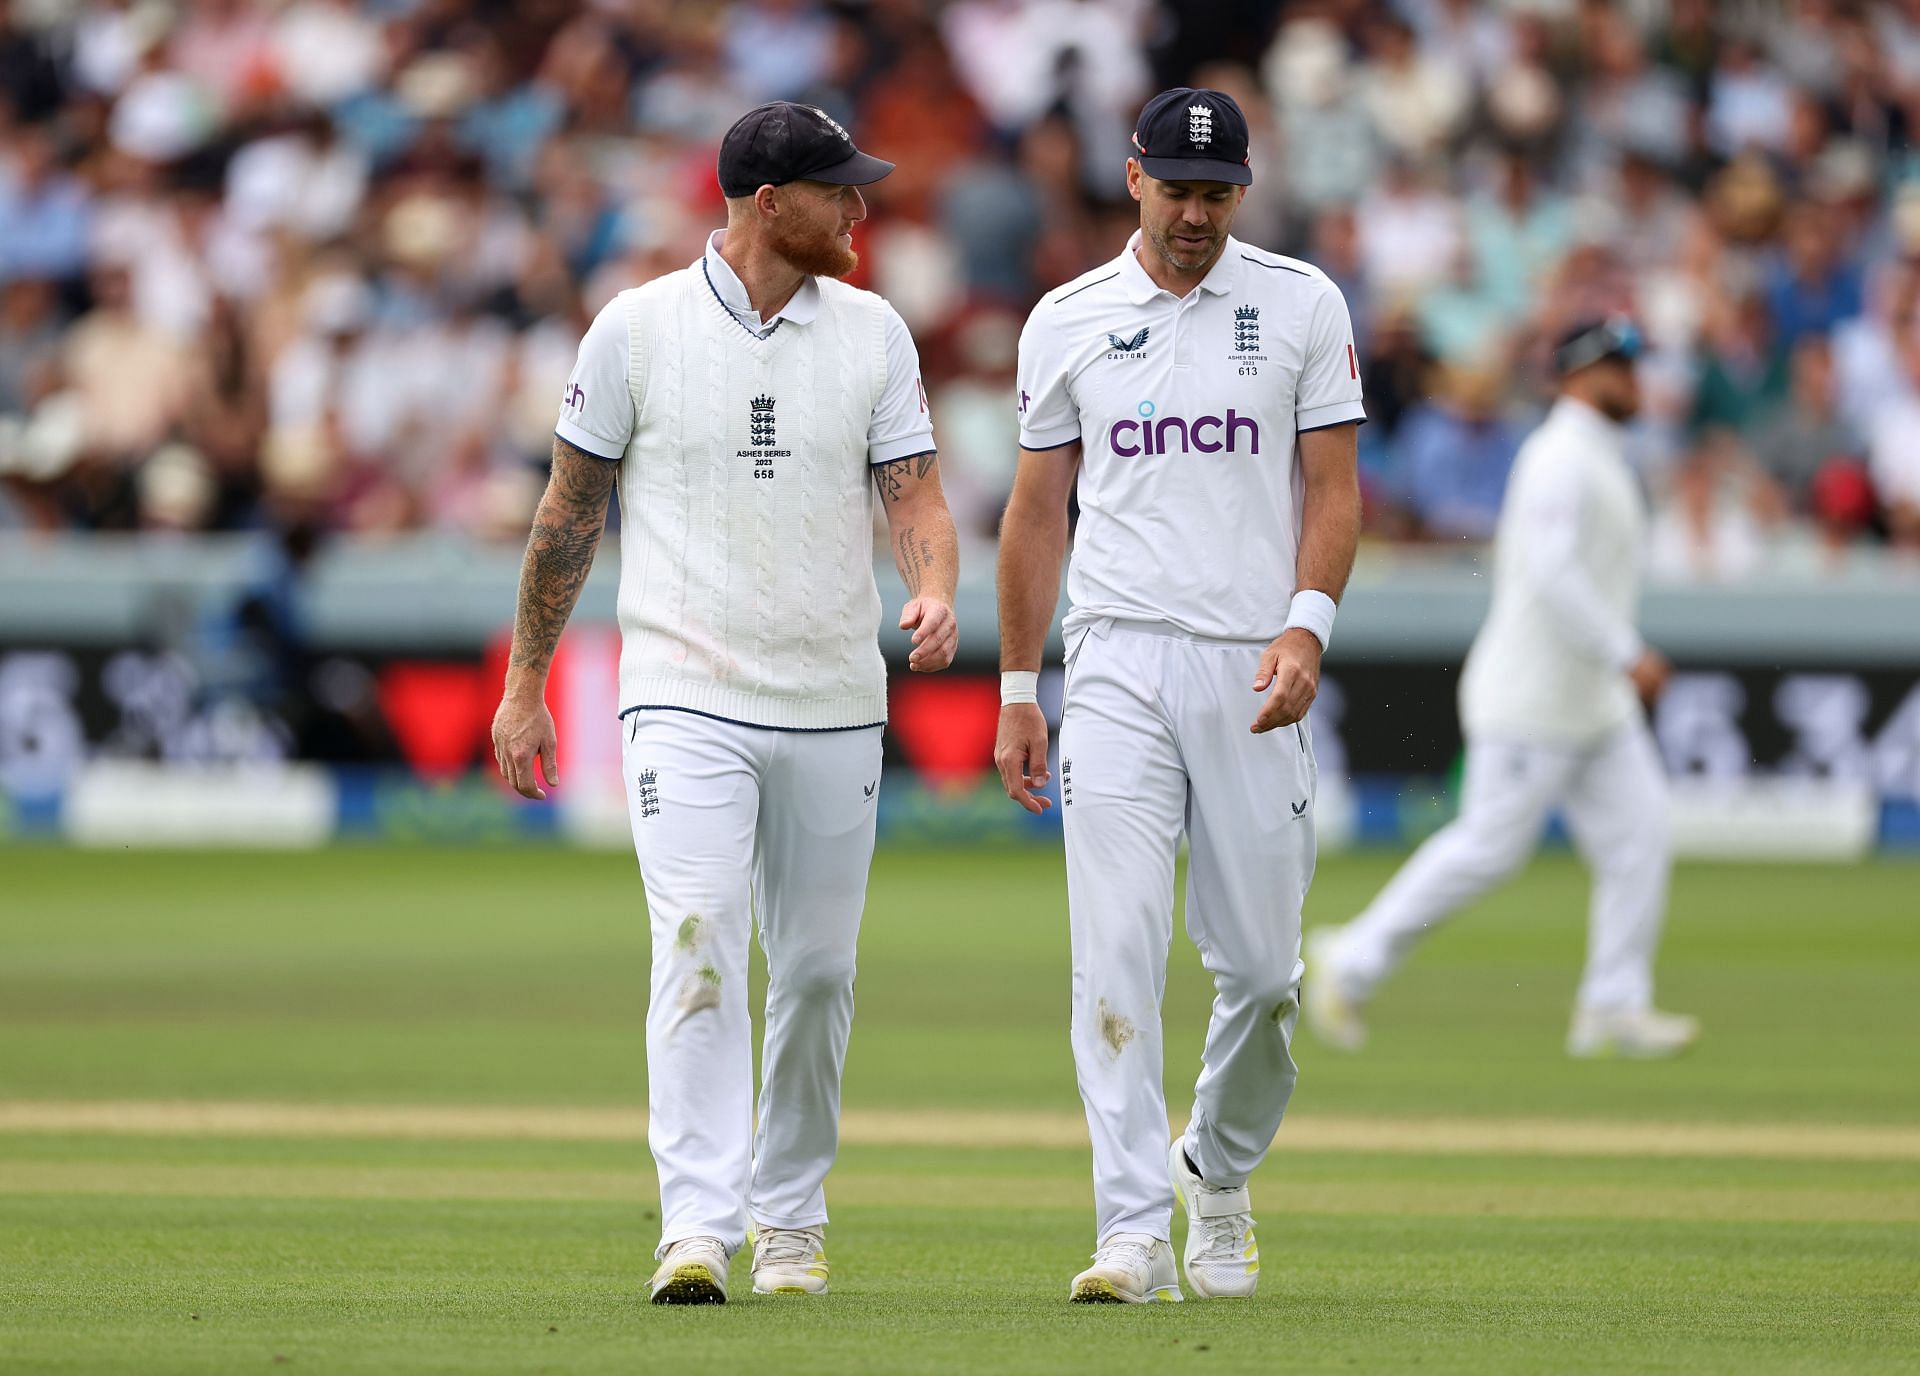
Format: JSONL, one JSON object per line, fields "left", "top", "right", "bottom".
{"left": 897, "top": 524, "right": 925, "bottom": 596}
{"left": 873, "top": 451, "right": 938, "bottom": 505}
{"left": 506, "top": 436, "right": 618, "bottom": 682}
{"left": 874, "top": 451, "right": 959, "bottom": 605}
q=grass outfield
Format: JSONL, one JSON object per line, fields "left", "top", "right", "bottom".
{"left": 3, "top": 845, "right": 1917, "bottom": 1373}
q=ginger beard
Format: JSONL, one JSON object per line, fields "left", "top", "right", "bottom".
{"left": 769, "top": 188, "right": 860, "bottom": 279}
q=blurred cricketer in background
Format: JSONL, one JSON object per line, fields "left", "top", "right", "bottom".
{"left": 995, "top": 88, "right": 1364, "bottom": 1305}
{"left": 490, "top": 101, "right": 959, "bottom": 1305}
{"left": 1308, "top": 317, "right": 1698, "bottom": 1061}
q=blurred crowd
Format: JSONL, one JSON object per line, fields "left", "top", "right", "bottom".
{"left": 4, "top": 0, "right": 1920, "bottom": 574}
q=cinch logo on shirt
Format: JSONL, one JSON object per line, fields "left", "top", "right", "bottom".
{"left": 1108, "top": 400, "right": 1260, "bottom": 457}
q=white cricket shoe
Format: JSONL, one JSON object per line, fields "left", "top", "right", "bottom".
{"left": 1169, "top": 1140, "right": 1259, "bottom": 1298}
{"left": 1567, "top": 1007, "right": 1701, "bottom": 1060}
{"left": 1068, "top": 1232, "right": 1183, "bottom": 1304}
{"left": 1305, "top": 926, "right": 1368, "bottom": 1051}
{"left": 647, "top": 1236, "right": 729, "bottom": 1305}
{"left": 752, "top": 1225, "right": 829, "bottom": 1295}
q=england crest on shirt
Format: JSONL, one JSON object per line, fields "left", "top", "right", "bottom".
{"left": 740, "top": 392, "right": 789, "bottom": 476}
{"left": 1229, "top": 304, "right": 1266, "bottom": 362}
{"left": 749, "top": 393, "right": 776, "bottom": 447}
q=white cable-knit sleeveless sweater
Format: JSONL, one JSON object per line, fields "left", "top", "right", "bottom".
{"left": 613, "top": 265, "right": 891, "bottom": 730}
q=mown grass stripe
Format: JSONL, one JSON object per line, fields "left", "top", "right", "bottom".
{"left": 2, "top": 1102, "right": 1917, "bottom": 1161}
{"left": 0, "top": 1161, "right": 1912, "bottom": 1224}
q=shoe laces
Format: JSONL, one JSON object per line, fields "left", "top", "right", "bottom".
{"left": 756, "top": 1226, "right": 823, "bottom": 1267}
{"left": 1092, "top": 1235, "right": 1154, "bottom": 1272}
{"left": 1190, "top": 1209, "right": 1251, "bottom": 1263}
{"left": 663, "top": 1235, "right": 725, "bottom": 1265}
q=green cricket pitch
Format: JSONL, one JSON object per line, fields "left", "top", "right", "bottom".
{"left": 3, "top": 844, "right": 1916, "bottom": 1374}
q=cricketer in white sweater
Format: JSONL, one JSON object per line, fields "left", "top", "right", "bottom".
{"left": 558, "top": 232, "right": 936, "bottom": 729}
{"left": 492, "top": 99, "right": 960, "bottom": 1304}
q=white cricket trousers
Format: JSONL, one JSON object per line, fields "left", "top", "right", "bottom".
{"left": 1330, "top": 718, "right": 1671, "bottom": 1012}
{"left": 1059, "top": 619, "right": 1317, "bottom": 1245}
{"left": 621, "top": 709, "right": 883, "bottom": 1258}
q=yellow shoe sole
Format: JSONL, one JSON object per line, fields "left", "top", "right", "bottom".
{"left": 1070, "top": 1278, "right": 1182, "bottom": 1304}
{"left": 1071, "top": 1278, "right": 1124, "bottom": 1304}
{"left": 649, "top": 1263, "right": 726, "bottom": 1305}
{"left": 751, "top": 1270, "right": 829, "bottom": 1296}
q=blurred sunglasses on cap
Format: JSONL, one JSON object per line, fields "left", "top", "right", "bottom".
{"left": 1554, "top": 314, "right": 1644, "bottom": 376}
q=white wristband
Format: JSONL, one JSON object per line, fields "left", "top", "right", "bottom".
{"left": 1001, "top": 671, "right": 1039, "bottom": 706}
{"left": 1283, "top": 590, "right": 1337, "bottom": 653}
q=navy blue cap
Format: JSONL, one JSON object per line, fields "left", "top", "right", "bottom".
{"left": 1131, "top": 87, "right": 1252, "bottom": 186}
{"left": 718, "top": 102, "right": 894, "bottom": 198}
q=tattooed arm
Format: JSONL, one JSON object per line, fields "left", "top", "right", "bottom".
{"left": 874, "top": 450, "right": 960, "bottom": 673}
{"left": 491, "top": 436, "right": 618, "bottom": 798}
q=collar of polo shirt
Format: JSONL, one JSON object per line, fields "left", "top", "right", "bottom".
{"left": 704, "top": 230, "right": 822, "bottom": 331}
{"left": 1117, "top": 230, "right": 1242, "bottom": 305}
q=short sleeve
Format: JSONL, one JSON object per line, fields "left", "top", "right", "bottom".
{"left": 1296, "top": 282, "right": 1367, "bottom": 434}
{"left": 554, "top": 297, "right": 633, "bottom": 461}
{"left": 1016, "top": 302, "right": 1080, "bottom": 450}
{"left": 868, "top": 303, "right": 937, "bottom": 464}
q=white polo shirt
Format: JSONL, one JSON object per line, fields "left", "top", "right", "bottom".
{"left": 556, "top": 230, "right": 934, "bottom": 466}
{"left": 1017, "top": 232, "right": 1365, "bottom": 641}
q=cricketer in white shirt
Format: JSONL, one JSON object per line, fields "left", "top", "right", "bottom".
{"left": 1311, "top": 318, "right": 1699, "bottom": 1062}
{"left": 996, "top": 86, "right": 1365, "bottom": 1300}
{"left": 492, "top": 109, "right": 960, "bottom": 1302}
{"left": 1014, "top": 231, "right": 1365, "bottom": 641}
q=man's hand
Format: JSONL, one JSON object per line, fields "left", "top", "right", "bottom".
{"left": 994, "top": 702, "right": 1052, "bottom": 813}
{"left": 900, "top": 596, "right": 958, "bottom": 672}
{"left": 1628, "top": 648, "right": 1672, "bottom": 705}
{"left": 492, "top": 691, "right": 559, "bottom": 800}
{"left": 1251, "top": 628, "right": 1322, "bottom": 734}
